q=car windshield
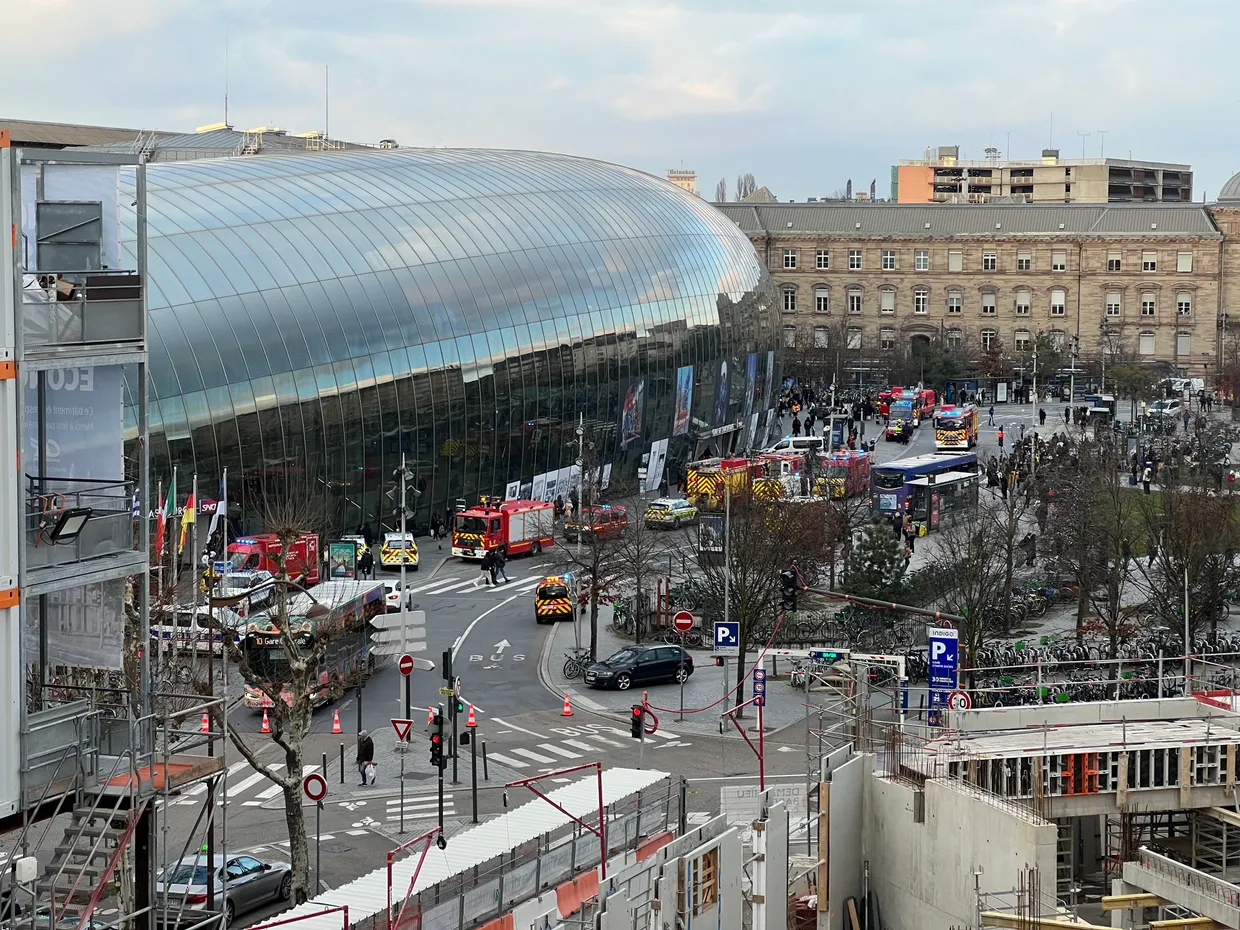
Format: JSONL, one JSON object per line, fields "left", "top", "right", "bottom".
{"left": 386, "top": 539, "right": 413, "bottom": 549}
{"left": 537, "top": 584, "right": 569, "bottom": 599}
{"left": 161, "top": 864, "right": 210, "bottom": 886}
{"left": 456, "top": 516, "right": 488, "bottom": 534}
{"left": 604, "top": 648, "right": 641, "bottom": 666}
{"left": 872, "top": 469, "right": 905, "bottom": 490}
{"left": 647, "top": 504, "right": 669, "bottom": 512}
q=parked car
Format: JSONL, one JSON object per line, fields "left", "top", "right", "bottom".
{"left": 1147, "top": 399, "right": 1182, "bottom": 419}
{"left": 381, "top": 578, "right": 413, "bottom": 613}
{"left": 644, "top": 498, "right": 699, "bottom": 530}
{"left": 584, "top": 644, "right": 693, "bottom": 690}
{"left": 564, "top": 505, "right": 628, "bottom": 543}
{"left": 157, "top": 853, "right": 292, "bottom": 925}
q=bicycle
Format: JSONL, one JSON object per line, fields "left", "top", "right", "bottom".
{"left": 562, "top": 648, "right": 591, "bottom": 679}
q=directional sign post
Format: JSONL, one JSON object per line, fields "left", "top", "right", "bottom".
{"left": 399, "top": 654, "right": 415, "bottom": 677}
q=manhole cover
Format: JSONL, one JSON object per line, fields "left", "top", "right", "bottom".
{"left": 321, "top": 844, "right": 354, "bottom": 854}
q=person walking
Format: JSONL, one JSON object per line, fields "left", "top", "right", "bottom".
{"left": 359, "top": 547, "right": 375, "bottom": 579}
{"left": 1038, "top": 407, "right": 1046, "bottom": 426}
{"left": 902, "top": 513, "right": 916, "bottom": 554}
{"left": 494, "top": 546, "right": 510, "bottom": 584}
{"left": 356, "top": 730, "right": 375, "bottom": 786}
{"left": 431, "top": 513, "right": 444, "bottom": 549}
{"left": 791, "top": 414, "right": 802, "bottom": 437}
{"left": 997, "top": 426, "right": 1005, "bottom": 451}
{"left": 475, "top": 552, "right": 493, "bottom": 587}
{"left": 988, "top": 405, "right": 995, "bottom": 427}
{"left": 1141, "top": 463, "right": 1153, "bottom": 495}
{"left": 1063, "top": 405, "right": 1070, "bottom": 425}
{"left": 486, "top": 549, "right": 500, "bottom": 586}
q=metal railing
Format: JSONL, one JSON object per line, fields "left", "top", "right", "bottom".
{"left": 1135, "top": 846, "right": 1240, "bottom": 909}
{"left": 25, "top": 476, "right": 136, "bottom": 569}
{"left": 20, "top": 271, "right": 144, "bottom": 347}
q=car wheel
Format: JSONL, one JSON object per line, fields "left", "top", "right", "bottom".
{"left": 532, "top": 541, "right": 542, "bottom": 555}
{"left": 616, "top": 673, "right": 632, "bottom": 690}
{"left": 225, "top": 900, "right": 236, "bottom": 927}
{"left": 675, "top": 666, "right": 690, "bottom": 683}
{"left": 412, "top": 564, "right": 419, "bottom": 572}
{"left": 278, "top": 872, "right": 292, "bottom": 901}
{"left": 673, "top": 517, "right": 681, "bottom": 530}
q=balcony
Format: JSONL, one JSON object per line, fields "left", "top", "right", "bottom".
{"left": 25, "top": 477, "right": 144, "bottom": 591}
{"left": 21, "top": 271, "right": 144, "bottom": 356}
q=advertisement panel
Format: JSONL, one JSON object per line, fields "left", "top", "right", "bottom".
{"left": 698, "top": 514, "right": 724, "bottom": 553}
{"left": 618, "top": 376, "right": 647, "bottom": 453}
{"left": 23, "top": 365, "right": 124, "bottom": 480}
{"left": 328, "top": 541, "right": 358, "bottom": 578}
{"left": 744, "top": 352, "right": 758, "bottom": 418}
{"left": 713, "top": 359, "right": 730, "bottom": 426}
{"left": 673, "top": 365, "right": 694, "bottom": 436}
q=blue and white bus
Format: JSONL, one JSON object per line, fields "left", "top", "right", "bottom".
{"left": 870, "top": 451, "right": 980, "bottom": 517}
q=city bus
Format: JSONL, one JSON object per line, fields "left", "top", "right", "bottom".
{"left": 933, "top": 404, "right": 979, "bottom": 451}
{"left": 869, "top": 451, "right": 980, "bottom": 517}
{"left": 241, "top": 579, "right": 384, "bottom": 709}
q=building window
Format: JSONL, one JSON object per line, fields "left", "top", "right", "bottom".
{"left": 1106, "top": 291, "right": 1122, "bottom": 316}
{"left": 1015, "top": 289, "right": 1031, "bottom": 315}
{"left": 982, "top": 252, "right": 997, "bottom": 271}
{"left": 782, "top": 324, "right": 797, "bottom": 348}
{"left": 946, "top": 328, "right": 963, "bottom": 350}
{"left": 783, "top": 249, "right": 798, "bottom": 269}
{"left": 816, "top": 249, "right": 830, "bottom": 270}
{"left": 1014, "top": 329, "right": 1032, "bottom": 352}
{"left": 782, "top": 286, "right": 797, "bottom": 312}
{"left": 847, "top": 288, "right": 863, "bottom": 313}
{"left": 1177, "top": 290, "right": 1192, "bottom": 316}
{"left": 880, "top": 327, "right": 896, "bottom": 351}
{"left": 814, "top": 287, "right": 830, "bottom": 314}
{"left": 914, "top": 250, "right": 929, "bottom": 271}
{"left": 981, "top": 329, "right": 997, "bottom": 351}
{"left": 882, "top": 250, "right": 897, "bottom": 271}
{"left": 880, "top": 288, "right": 896, "bottom": 313}
{"left": 948, "top": 251, "right": 963, "bottom": 272}
{"left": 1141, "top": 292, "right": 1156, "bottom": 317}
{"left": 947, "top": 289, "right": 962, "bottom": 314}
{"left": 1016, "top": 251, "right": 1031, "bottom": 271}
{"left": 1052, "top": 250, "right": 1066, "bottom": 272}
{"left": 1049, "top": 329, "right": 1066, "bottom": 350}
{"left": 1108, "top": 251, "right": 1122, "bottom": 272}
{"left": 1177, "top": 252, "right": 1193, "bottom": 273}
{"left": 1139, "top": 330, "right": 1156, "bottom": 355}
{"left": 913, "top": 287, "right": 929, "bottom": 314}
{"left": 981, "top": 291, "right": 997, "bottom": 315}
{"left": 813, "top": 326, "right": 829, "bottom": 348}
{"left": 847, "top": 327, "right": 862, "bottom": 349}
{"left": 849, "top": 249, "right": 863, "bottom": 270}
{"left": 1142, "top": 251, "right": 1157, "bottom": 272}
{"left": 1050, "top": 288, "right": 1066, "bottom": 316}
{"left": 1177, "top": 331, "right": 1191, "bottom": 355}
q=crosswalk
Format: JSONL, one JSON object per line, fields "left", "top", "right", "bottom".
{"left": 484, "top": 725, "right": 688, "bottom": 772}
{"left": 160, "top": 759, "right": 325, "bottom": 808}
{"left": 401, "top": 573, "right": 546, "bottom": 598}
{"left": 385, "top": 791, "right": 455, "bottom": 822}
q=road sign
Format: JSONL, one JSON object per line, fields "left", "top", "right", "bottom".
{"left": 302, "top": 772, "right": 327, "bottom": 803}
{"left": 947, "top": 690, "right": 971, "bottom": 711}
{"left": 713, "top": 620, "right": 740, "bottom": 656}
{"left": 399, "top": 654, "right": 416, "bottom": 677}
{"left": 927, "top": 626, "right": 960, "bottom": 725}
{"left": 752, "top": 668, "right": 767, "bottom": 707}
{"left": 370, "top": 610, "right": 430, "bottom": 657}
{"left": 391, "top": 718, "right": 413, "bottom": 742}
{"left": 454, "top": 675, "right": 462, "bottom": 697}
{"left": 438, "top": 686, "right": 454, "bottom": 696}
{"left": 673, "top": 611, "right": 694, "bottom": 632}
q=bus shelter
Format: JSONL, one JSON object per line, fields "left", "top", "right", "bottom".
{"left": 907, "top": 471, "right": 979, "bottom": 533}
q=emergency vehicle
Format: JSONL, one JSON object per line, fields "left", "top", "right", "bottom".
{"left": 533, "top": 575, "right": 575, "bottom": 624}
{"left": 822, "top": 449, "right": 872, "bottom": 499}
{"left": 452, "top": 497, "right": 555, "bottom": 559}
{"left": 933, "top": 404, "right": 979, "bottom": 451}
{"left": 564, "top": 505, "right": 628, "bottom": 543}
{"left": 226, "top": 532, "right": 320, "bottom": 586}
{"left": 685, "top": 457, "right": 760, "bottom": 510}
{"left": 379, "top": 531, "right": 419, "bottom": 570}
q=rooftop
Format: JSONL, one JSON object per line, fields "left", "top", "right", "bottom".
{"left": 715, "top": 201, "right": 1222, "bottom": 238}
{"left": 900, "top": 157, "right": 1192, "bottom": 171}
{"left": 0, "top": 116, "right": 176, "bottom": 148}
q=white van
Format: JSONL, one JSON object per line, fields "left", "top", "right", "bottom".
{"left": 762, "top": 435, "right": 825, "bottom": 455}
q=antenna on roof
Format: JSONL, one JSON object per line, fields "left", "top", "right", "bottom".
{"left": 224, "top": 28, "right": 230, "bottom": 126}
{"left": 325, "top": 64, "right": 330, "bottom": 140}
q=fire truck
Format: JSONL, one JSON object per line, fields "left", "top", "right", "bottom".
{"left": 822, "top": 449, "right": 872, "bottom": 499}
{"left": 684, "top": 457, "right": 760, "bottom": 511}
{"left": 226, "top": 532, "right": 321, "bottom": 586}
{"left": 452, "top": 497, "right": 556, "bottom": 559}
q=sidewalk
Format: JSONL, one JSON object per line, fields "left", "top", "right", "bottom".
{"left": 540, "top": 603, "right": 814, "bottom": 738}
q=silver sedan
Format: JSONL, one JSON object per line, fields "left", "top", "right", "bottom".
{"left": 157, "top": 853, "right": 292, "bottom": 925}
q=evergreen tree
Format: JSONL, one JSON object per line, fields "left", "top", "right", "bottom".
{"left": 845, "top": 522, "right": 907, "bottom": 601}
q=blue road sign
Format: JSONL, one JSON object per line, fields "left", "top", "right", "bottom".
{"left": 927, "top": 626, "right": 959, "bottom": 726}
{"left": 752, "top": 668, "right": 766, "bottom": 707}
{"left": 713, "top": 621, "right": 740, "bottom": 657}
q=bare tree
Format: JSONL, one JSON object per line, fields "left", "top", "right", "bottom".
{"left": 734, "top": 174, "right": 756, "bottom": 201}
{"left": 611, "top": 503, "right": 670, "bottom": 644}
{"left": 714, "top": 177, "right": 727, "bottom": 202}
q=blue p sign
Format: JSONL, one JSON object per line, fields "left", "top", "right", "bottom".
{"left": 713, "top": 621, "right": 740, "bottom": 656}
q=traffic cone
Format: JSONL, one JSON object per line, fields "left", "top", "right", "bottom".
{"left": 261, "top": 709, "right": 270, "bottom": 734}
{"left": 200, "top": 710, "right": 210, "bottom": 733}
{"left": 466, "top": 704, "right": 477, "bottom": 728}
{"left": 427, "top": 706, "right": 435, "bottom": 725}
{"left": 332, "top": 709, "right": 342, "bottom": 734}
{"left": 561, "top": 692, "right": 573, "bottom": 717}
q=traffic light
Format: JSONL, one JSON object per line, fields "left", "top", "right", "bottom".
{"left": 630, "top": 705, "right": 645, "bottom": 739}
{"left": 429, "top": 708, "right": 446, "bottom": 769}
{"left": 454, "top": 698, "right": 466, "bottom": 717}
{"left": 779, "top": 567, "right": 798, "bottom": 611}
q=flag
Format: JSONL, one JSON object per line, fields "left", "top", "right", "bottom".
{"left": 208, "top": 469, "right": 227, "bottom": 540}
{"left": 155, "top": 472, "right": 175, "bottom": 559}
{"left": 179, "top": 488, "right": 196, "bottom": 554}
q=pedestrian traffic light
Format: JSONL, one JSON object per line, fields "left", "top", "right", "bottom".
{"left": 779, "top": 567, "right": 798, "bottom": 610}
{"left": 630, "top": 705, "right": 645, "bottom": 739}
{"left": 429, "top": 708, "right": 446, "bottom": 769}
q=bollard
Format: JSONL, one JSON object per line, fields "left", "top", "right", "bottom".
{"left": 322, "top": 751, "right": 327, "bottom": 783}
{"left": 482, "top": 741, "right": 489, "bottom": 781}
{"left": 918, "top": 693, "right": 925, "bottom": 721}
{"left": 339, "top": 743, "right": 345, "bottom": 784}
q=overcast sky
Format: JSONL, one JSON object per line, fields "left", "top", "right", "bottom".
{"left": 7, "top": 0, "right": 1238, "bottom": 201}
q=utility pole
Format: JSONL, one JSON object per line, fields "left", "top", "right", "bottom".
{"left": 1097, "top": 129, "right": 1109, "bottom": 159}
{"left": 391, "top": 454, "right": 418, "bottom": 721}
{"left": 575, "top": 414, "right": 584, "bottom": 559}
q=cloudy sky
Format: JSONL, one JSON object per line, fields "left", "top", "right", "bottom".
{"left": 6, "top": 0, "right": 1238, "bottom": 200}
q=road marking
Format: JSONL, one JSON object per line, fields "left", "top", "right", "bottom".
{"left": 510, "top": 747, "right": 557, "bottom": 764}
{"left": 319, "top": 834, "right": 336, "bottom": 841}
{"left": 255, "top": 765, "right": 290, "bottom": 799}
{"left": 541, "top": 744, "right": 582, "bottom": 759}
{"left": 511, "top": 577, "right": 543, "bottom": 592}
{"left": 186, "top": 760, "right": 247, "bottom": 797}
{"left": 451, "top": 588, "right": 530, "bottom": 661}
{"left": 563, "top": 740, "right": 597, "bottom": 753}
{"left": 491, "top": 718, "right": 544, "bottom": 739}
{"left": 347, "top": 829, "right": 369, "bottom": 836}
{"left": 385, "top": 803, "right": 454, "bottom": 820}
{"left": 486, "top": 751, "right": 530, "bottom": 769}
{"left": 409, "top": 577, "right": 475, "bottom": 596}
{"left": 386, "top": 794, "right": 450, "bottom": 807}
{"left": 585, "top": 733, "right": 623, "bottom": 748}
{"left": 227, "top": 771, "right": 270, "bottom": 798}
{"left": 606, "top": 725, "right": 679, "bottom": 741}
{"left": 653, "top": 740, "right": 689, "bottom": 749}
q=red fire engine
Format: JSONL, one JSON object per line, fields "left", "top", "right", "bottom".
{"left": 225, "top": 532, "right": 321, "bottom": 586}
{"left": 451, "top": 497, "right": 556, "bottom": 560}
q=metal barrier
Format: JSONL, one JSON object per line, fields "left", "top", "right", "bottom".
{"left": 21, "top": 271, "right": 144, "bottom": 347}
{"left": 1136, "top": 846, "right": 1240, "bottom": 909}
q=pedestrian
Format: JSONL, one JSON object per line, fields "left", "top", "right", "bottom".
{"left": 431, "top": 513, "right": 444, "bottom": 549}
{"left": 1182, "top": 409, "right": 1191, "bottom": 433}
{"left": 1019, "top": 423, "right": 1025, "bottom": 441}
{"left": 988, "top": 405, "right": 995, "bottom": 427}
{"left": 1063, "top": 405, "right": 1070, "bottom": 425}
{"left": 902, "top": 514, "right": 916, "bottom": 554}
{"left": 1142, "top": 464, "right": 1153, "bottom": 495}
{"left": 805, "top": 414, "right": 815, "bottom": 437}
{"left": 358, "top": 547, "right": 374, "bottom": 580}
{"left": 494, "top": 545, "right": 510, "bottom": 584}
{"left": 997, "top": 426, "right": 1005, "bottom": 451}
{"left": 486, "top": 549, "right": 500, "bottom": 585}
{"left": 1038, "top": 407, "right": 1046, "bottom": 426}
{"left": 554, "top": 495, "right": 565, "bottom": 521}
{"left": 891, "top": 510, "right": 903, "bottom": 539}
{"left": 356, "top": 730, "right": 375, "bottom": 786}
{"left": 569, "top": 487, "right": 579, "bottom": 516}
{"left": 791, "top": 414, "right": 802, "bottom": 437}
{"left": 475, "top": 552, "right": 493, "bottom": 587}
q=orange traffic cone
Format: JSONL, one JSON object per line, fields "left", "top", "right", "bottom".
{"left": 561, "top": 692, "right": 573, "bottom": 717}
{"left": 332, "top": 709, "right": 342, "bottom": 734}
{"left": 200, "top": 711, "right": 210, "bottom": 733}
{"left": 466, "top": 704, "right": 477, "bottom": 728}
{"left": 427, "top": 706, "right": 435, "bottom": 724}
{"left": 261, "top": 709, "right": 270, "bottom": 734}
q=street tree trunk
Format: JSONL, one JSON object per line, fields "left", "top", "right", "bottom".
{"left": 281, "top": 748, "right": 310, "bottom": 902}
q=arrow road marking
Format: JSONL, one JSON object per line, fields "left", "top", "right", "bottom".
{"left": 493, "top": 639, "right": 511, "bottom": 654}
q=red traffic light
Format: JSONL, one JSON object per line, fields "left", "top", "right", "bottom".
{"left": 632, "top": 706, "right": 642, "bottom": 717}
{"left": 431, "top": 735, "right": 441, "bottom": 744}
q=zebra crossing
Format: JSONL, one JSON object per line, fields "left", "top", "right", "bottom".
{"left": 401, "top": 573, "right": 546, "bottom": 598}
{"left": 385, "top": 791, "right": 456, "bottom": 822}
{"left": 157, "top": 759, "right": 324, "bottom": 809}
{"left": 483, "top": 725, "right": 689, "bottom": 772}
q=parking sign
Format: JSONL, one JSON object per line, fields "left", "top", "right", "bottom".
{"left": 927, "top": 626, "right": 959, "bottom": 725}
{"left": 713, "top": 621, "right": 740, "bottom": 657}
{"left": 752, "top": 667, "right": 766, "bottom": 707}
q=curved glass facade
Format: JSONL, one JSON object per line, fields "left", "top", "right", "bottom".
{"left": 120, "top": 148, "right": 778, "bottom": 533}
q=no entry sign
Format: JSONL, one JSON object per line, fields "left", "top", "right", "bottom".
{"left": 672, "top": 611, "right": 694, "bottom": 632}
{"left": 302, "top": 772, "right": 327, "bottom": 803}
{"left": 399, "top": 653, "right": 415, "bottom": 676}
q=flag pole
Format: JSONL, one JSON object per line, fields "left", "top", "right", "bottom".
{"left": 191, "top": 473, "right": 199, "bottom": 638}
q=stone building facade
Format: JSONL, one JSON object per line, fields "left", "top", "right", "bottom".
{"left": 716, "top": 202, "right": 1222, "bottom": 380}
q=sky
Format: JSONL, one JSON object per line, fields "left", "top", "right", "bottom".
{"left": 6, "top": 0, "right": 1240, "bottom": 201}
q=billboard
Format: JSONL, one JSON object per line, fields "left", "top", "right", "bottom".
{"left": 618, "top": 376, "right": 646, "bottom": 453}
{"left": 744, "top": 352, "right": 758, "bottom": 418}
{"left": 713, "top": 359, "right": 730, "bottom": 426}
{"left": 23, "top": 365, "right": 124, "bottom": 480}
{"left": 673, "top": 365, "right": 694, "bottom": 436}
{"left": 698, "top": 514, "right": 724, "bottom": 553}
{"left": 328, "top": 541, "right": 358, "bottom": 578}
